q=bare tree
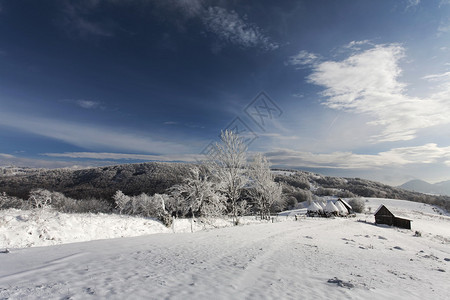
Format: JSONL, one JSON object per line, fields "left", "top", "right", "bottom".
{"left": 207, "top": 130, "right": 249, "bottom": 225}
{"left": 248, "top": 153, "right": 282, "bottom": 220}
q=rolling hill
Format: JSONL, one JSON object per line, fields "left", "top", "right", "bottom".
{"left": 400, "top": 179, "right": 450, "bottom": 196}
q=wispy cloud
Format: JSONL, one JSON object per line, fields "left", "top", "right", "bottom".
{"left": 265, "top": 143, "right": 450, "bottom": 170}
{"left": 0, "top": 153, "right": 15, "bottom": 159}
{"left": 0, "top": 111, "right": 191, "bottom": 155}
{"left": 296, "top": 43, "right": 450, "bottom": 142}
{"left": 405, "top": 0, "right": 420, "bottom": 10}
{"left": 440, "top": 0, "right": 450, "bottom": 7}
{"left": 287, "top": 50, "right": 319, "bottom": 68}
{"left": 61, "top": 0, "right": 114, "bottom": 38}
{"left": 59, "top": 0, "right": 277, "bottom": 50}
{"left": 0, "top": 153, "right": 104, "bottom": 169}
{"left": 159, "top": 0, "right": 277, "bottom": 50}
{"left": 422, "top": 71, "right": 450, "bottom": 81}
{"left": 63, "top": 99, "right": 102, "bottom": 109}
{"left": 42, "top": 152, "right": 200, "bottom": 162}
{"left": 202, "top": 7, "right": 278, "bottom": 51}
{"left": 438, "top": 18, "right": 450, "bottom": 34}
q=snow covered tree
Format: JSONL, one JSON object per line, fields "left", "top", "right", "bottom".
{"left": 171, "top": 167, "right": 226, "bottom": 218}
{"left": 113, "top": 190, "right": 130, "bottom": 214}
{"left": 28, "top": 189, "right": 52, "bottom": 209}
{"left": 248, "top": 153, "right": 282, "bottom": 220}
{"left": 207, "top": 130, "right": 249, "bottom": 225}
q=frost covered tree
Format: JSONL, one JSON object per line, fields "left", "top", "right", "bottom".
{"left": 28, "top": 189, "right": 52, "bottom": 209}
{"left": 249, "top": 154, "right": 282, "bottom": 220}
{"left": 208, "top": 130, "right": 248, "bottom": 225}
{"left": 171, "top": 167, "right": 226, "bottom": 218}
{"left": 113, "top": 190, "right": 130, "bottom": 214}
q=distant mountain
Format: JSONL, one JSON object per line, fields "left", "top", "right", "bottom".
{"left": 399, "top": 179, "right": 450, "bottom": 196}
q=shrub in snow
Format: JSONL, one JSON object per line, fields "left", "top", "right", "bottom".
{"left": 336, "top": 190, "right": 356, "bottom": 198}
{"left": 0, "top": 192, "right": 27, "bottom": 210}
{"left": 27, "top": 190, "right": 112, "bottom": 214}
{"left": 114, "top": 191, "right": 173, "bottom": 227}
{"left": 75, "top": 198, "right": 112, "bottom": 214}
{"left": 28, "top": 189, "right": 52, "bottom": 209}
{"left": 284, "top": 195, "right": 298, "bottom": 210}
{"left": 348, "top": 198, "right": 365, "bottom": 213}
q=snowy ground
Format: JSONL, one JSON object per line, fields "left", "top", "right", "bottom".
{"left": 0, "top": 198, "right": 449, "bottom": 299}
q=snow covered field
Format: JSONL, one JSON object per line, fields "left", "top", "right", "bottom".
{"left": 0, "top": 198, "right": 449, "bottom": 299}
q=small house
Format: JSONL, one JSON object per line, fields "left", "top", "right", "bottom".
{"left": 374, "top": 205, "right": 411, "bottom": 229}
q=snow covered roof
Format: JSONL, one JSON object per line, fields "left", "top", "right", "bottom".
{"left": 374, "top": 204, "right": 411, "bottom": 220}
{"left": 324, "top": 201, "right": 339, "bottom": 213}
{"left": 337, "top": 198, "right": 352, "bottom": 211}
{"left": 335, "top": 201, "right": 348, "bottom": 214}
{"left": 307, "top": 202, "right": 322, "bottom": 212}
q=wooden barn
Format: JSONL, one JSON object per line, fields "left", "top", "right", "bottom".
{"left": 374, "top": 205, "right": 411, "bottom": 229}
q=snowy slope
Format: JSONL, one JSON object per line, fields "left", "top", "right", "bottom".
{"left": 0, "top": 209, "right": 171, "bottom": 248}
{"left": 0, "top": 209, "right": 266, "bottom": 249}
{"left": 0, "top": 198, "right": 449, "bottom": 299}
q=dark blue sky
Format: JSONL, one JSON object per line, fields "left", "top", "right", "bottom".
{"left": 1, "top": 0, "right": 449, "bottom": 185}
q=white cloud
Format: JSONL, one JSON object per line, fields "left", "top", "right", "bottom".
{"left": 258, "top": 133, "right": 299, "bottom": 141}
{"left": 422, "top": 71, "right": 450, "bottom": 81}
{"left": 42, "top": 152, "right": 200, "bottom": 162}
{"left": 0, "top": 153, "right": 15, "bottom": 159}
{"left": 0, "top": 111, "right": 191, "bottom": 155}
{"left": 265, "top": 143, "right": 450, "bottom": 170}
{"left": 76, "top": 100, "right": 100, "bottom": 109}
{"left": 59, "top": 0, "right": 277, "bottom": 50}
{"left": 344, "top": 40, "right": 371, "bottom": 49}
{"left": 405, "top": 0, "right": 420, "bottom": 10}
{"left": 167, "top": 0, "right": 204, "bottom": 18}
{"left": 0, "top": 154, "right": 104, "bottom": 169}
{"left": 202, "top": 7, "right": 278, "bottom": 50}
{"left": 302, "top": 44, "right": 450, "bottom": 142}
{"left": 287, "top": 50, "right": 318, "bottom": 68}
{"left": 63, "top": 99, "right": 101, "bottom": 109}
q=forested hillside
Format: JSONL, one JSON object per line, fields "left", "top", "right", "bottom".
{"left": 0, "top": 163, "right": 192, "bottom": 200}
{"left": 1, "top": 164, "right": 449, "bottom": 211}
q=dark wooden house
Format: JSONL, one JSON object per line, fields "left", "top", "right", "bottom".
{"left": 374, "top": 205, "right": 411, "bottom": 229}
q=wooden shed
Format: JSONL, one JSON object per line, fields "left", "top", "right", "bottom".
{"left": 374, "top": 205, "right": 411, "bottom": 229}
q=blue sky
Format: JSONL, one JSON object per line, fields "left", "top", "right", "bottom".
{"left": 1, "top": 0, "right": 450, "bottom": 185}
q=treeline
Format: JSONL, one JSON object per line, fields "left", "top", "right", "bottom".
{"left": 1, "top": 154, "right": 449, "bottom": 214}
{"left": 0, "top": 162, "right": 192, "bottom": 200}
